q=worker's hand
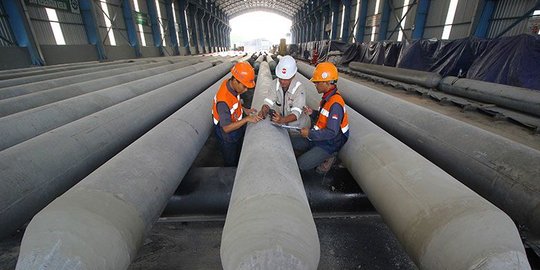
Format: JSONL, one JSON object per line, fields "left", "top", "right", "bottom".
{"left": 246, "top": 114, "right": 262, "bottom": 123}
{"left": 271, "top": 111, "right": 282, "bottom": 123}
{"left": 300, "top": 127, "right": 310, "bottom": 138}
{"left": 244, "top": 107, "right": 257, "bottom": 115}
{"left": 303, "top": 106, "right": 313, "bottom": 116}
{"left": 259, "top": 104, "right": 270, "bottom": 118}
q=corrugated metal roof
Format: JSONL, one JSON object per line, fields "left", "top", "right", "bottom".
{"left": 489, "top": 0, "right": 537, "bottom": 37}
{"left": 0, "top": 2, "right": 16, "bottom": 47}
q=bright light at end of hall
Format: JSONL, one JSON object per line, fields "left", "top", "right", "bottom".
{"left": 229, "top": 11, "right": 291, "bottom": 51}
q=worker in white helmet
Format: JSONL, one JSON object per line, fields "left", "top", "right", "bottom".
{"left": 261, "top": 55, "right": 310, "bottom": 130}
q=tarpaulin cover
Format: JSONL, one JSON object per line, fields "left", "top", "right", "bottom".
{"left": 293, "top": 34, "right": 540, "bottom": 90}
{"left": 396, "top": 37, "right": 492, "bottom": 77}
{"left": 467, "top": 34, "right": 540, "bottom": 90}
{"left": 317, "top": 40, "right": 352, "bottom": 61}
{"left": 339, "top": 41, "right": 402, "bottom": 66}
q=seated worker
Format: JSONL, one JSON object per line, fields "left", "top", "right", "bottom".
{"left": 291, "top": 62, "right": 349, "bottom": 174}
{"left": 260, "top": 55, "right": 310, "bottom": 130}
{"left": 212, "top": 62, "right": 262, "bottom": 166}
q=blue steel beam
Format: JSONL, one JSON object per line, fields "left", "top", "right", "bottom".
{"left": 323, "top": 4, "right": 331, "bottom": 40}
{"left": 207, "top": 2, "right": 214, "bottom": 52}
{"left": 80, "top": 0, "right": 107, "bottom": 60}
{"left": 165, "top": 0, "right": 179, "bottom": 55}
{"left": 198, "top": 10, "right": 207, "bottom": 53}
{"left": 187, "top": 4, "right": 199, "bottom": 54}
{"left": 316, "top": 10, "right": 322, "bottom": 40}
{"left": 121, "top": 0, "right": 142, "bottom": 57}
{"left": 307, "top": 3, "right": 312, "bottom": 42}
{"left": 473, "top": 0, "right": 495, "bottom": 38}
{"left": 377, "top": 0, "right": 391, "bottom": 40}
{"left": 355, "top": 0, "right": 368, "bottom": 42}
{"left": 176, "top": 0, "right": 190, "bottom": 55}
{"left": 412, "top": 0, "right": 429, "bottom": 39}
{"left": 146, "top": 0, "right": 163, "bottom": 55}
{"left": 209, "top": 17, "right": 215, "bottom": 52}
{"left": 204, "top": 14, "right": 211, "bottom": 52}
{"left": 330, "top": 0, "right": 339, "bottom": 40}
{"left": 215, "top": 17, "right": 221, "bottom": 52}
{"left": 341, "top": 0, "right": 352, "bottom": 42}
{"left": 3, "top": 0, "right": 44, "bottom": 65}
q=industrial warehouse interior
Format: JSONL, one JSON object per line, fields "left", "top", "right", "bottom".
{"left": 0, "top": 0, "right": 539, "bottom": 269}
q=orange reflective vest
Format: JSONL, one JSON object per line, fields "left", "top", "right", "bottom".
{"left": 212, "top": 79, "right": 243, "bottom": 125}
{"left": 314, "top": 92, "right": 349, "bottom": 134}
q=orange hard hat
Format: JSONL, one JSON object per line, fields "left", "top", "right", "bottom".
{"left": 310, "top": 62, "right": 338, "bottom": 82}
{"left": 231, "top": 62, "right": 256, "bottom": 88}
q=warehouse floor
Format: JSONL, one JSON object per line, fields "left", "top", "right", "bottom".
{"left": 1, "top": 63, "right": 539, "bottom": 269}
{"left": 128, "top": 215, "right": 417, "bottom": 270}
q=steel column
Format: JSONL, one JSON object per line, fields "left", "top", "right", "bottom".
{"left": 187, "top": 4, "right": 199, "bottom": 54}
{"left": 3, "top": 0, "right": 45, "bottom": 65}
{"left": 341, "top": 0, "right": 352, "bottom": 42}
{"left": 412, "top": 0, "right": 429, "bottom": 39}
{"left": 377, "top": 0, "right": 391, "bottom": 40}
{"left": 80, "top": 0, "right": 107, "bottom": 60}
{"left": 330, "top": 0, "right": 339, "bottom": 40}
{"left": 474, "top": 0, "right": 496, "bottom": 38}
{"left": 355, "top": 0, "right": 368, "bottom": 42}
{"left": 165, "top": 0, "right": 179, "bottom": 55}
{"left": 146, "top": 0, "right": 163, "bottom": 54}
{"left": 121, "top": 0, "right": 142, "bottom": 57}
{"left": 176, "top": 0, "right": 191, "bottom": 55}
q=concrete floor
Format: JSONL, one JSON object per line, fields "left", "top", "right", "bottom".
{"left": 128, "top": 216, "right": 417, "bottom": 270}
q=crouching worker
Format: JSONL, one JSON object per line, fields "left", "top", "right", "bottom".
{"left": 212, "top": 62, "right": 262, "bottom": 166}
{"left": 291, "top": 62, "right": 349, "bottom": 174}
{"left": 260, "top": 55, "right": 310, "bottom": 130}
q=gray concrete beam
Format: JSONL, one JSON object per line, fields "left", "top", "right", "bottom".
{"left": 0, "top": 61, "right": 215, "bottom": 151}
{"left": 439, "top": 76, "right": 540, "bottom": 118}
{"left": 220, "top": 62, "right": 320, "bottom": 270}
{"left": 297, "top": 73, "right": 530, "bottom": 270}
{"left": 0, "top": 59, "right": 140, "bottom": 81}
{"left": 348, "top": 62, "right": 442, "bottom": 89}
{"left": 0, "top": 60, "right": 236, "bottom": 239}
{"left": 0, "top": 61, "right": 155, "bottom": 89}
{"left": 298, "top": 61, "right": 540, "bottom": 237}
{"left": 15, "top": 76, "right": 227, "bottom": 270}
{"left": 0, "top": 58, "right": 215, "bottom": 114}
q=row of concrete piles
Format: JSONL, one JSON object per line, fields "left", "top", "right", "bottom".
{"left": 0, "top": 54, "right": 534, "bottom": 269}
{"left": 0, "top": 54, "right": 237, "bottom": 239}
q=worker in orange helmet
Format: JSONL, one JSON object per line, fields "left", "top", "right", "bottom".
{"left": 212, "top": 62, "right": 262, "bottom": 166}
{"left": 291, "top": 62, "right": 350, "bottom": 174}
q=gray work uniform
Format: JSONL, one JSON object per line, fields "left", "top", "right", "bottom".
{"left": 264, "top": 78, "right": 310, "bottom": 129}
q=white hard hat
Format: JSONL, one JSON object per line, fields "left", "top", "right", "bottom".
{"left": 275, "top": 55, "right": 297, "bottom": 79}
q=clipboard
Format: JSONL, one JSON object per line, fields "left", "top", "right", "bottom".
{"left": 271, "top": 122, "right": 302, "bottom": 131}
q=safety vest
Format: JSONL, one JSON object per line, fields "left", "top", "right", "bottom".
{"left": 314, "top": 92, "right": 349, "bottom": 134}
{"left": 212, "top": 79, "right": 243, "bottom": 125}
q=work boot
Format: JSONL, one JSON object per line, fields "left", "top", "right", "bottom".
{"left": 316, "top": 155, "right": 336, "bottom": 174}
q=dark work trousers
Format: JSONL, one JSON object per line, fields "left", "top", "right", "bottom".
{"left": 215, "top": 125, "right": 245, "bottom": 167}
{"left": 290, "top": 135, "right": 333, "bottom": 171}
